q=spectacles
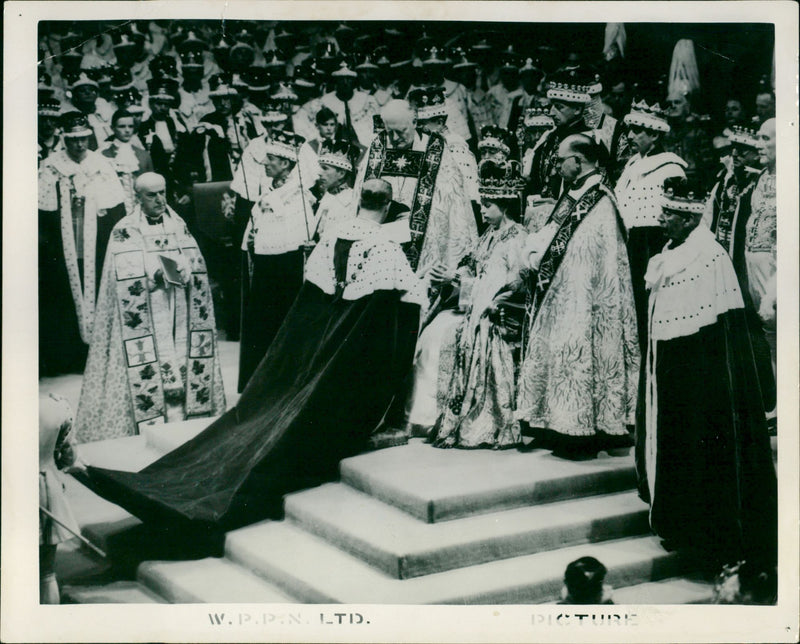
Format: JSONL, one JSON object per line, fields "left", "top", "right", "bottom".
{"left": 555, "top": 154, "right": 580, "bottom": 165}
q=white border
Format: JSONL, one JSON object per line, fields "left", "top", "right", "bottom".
{"left": 3, "top": 2, "right": 798, "bottom": 642}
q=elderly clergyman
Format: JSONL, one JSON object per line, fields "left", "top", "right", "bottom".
{"left": 75, "top": 172, "right": 226, "bottom": 443}
{"left": 353, "top": 99, "right": 477, "bottom": 279}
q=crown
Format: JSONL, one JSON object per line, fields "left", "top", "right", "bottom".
{"left": 38, "top": 98, "right": 62, "bottom": 118}
{"left": 623, "top": 98, "right": 669, "bottom": 133}
{"left": 727, "top": 125, "right": 759, "bottom": 148}
{"left": 523, "top": 107, "right": 554, "bottom": 128}
{"left": 408, "top": 86, "right": 447, "bottom": 120}
{"left": 373, "top": 46, "right": 393, "bottom": 68}
{"left": 259, "top": 99, "right": 289, "bottom": 124}
{"left": 110, "top": 67, "right": 134, "bottom": 92}
{"left": 67, "top": 71, "right": 99, "bottom": 90}
{"left": 451, "top": 47, "right": 477, "bottom": 70}
{"left": 356, "top": 54, "right": 379, "bottom": 71}
{"left": 478, "top": 125, "right": 513, "bottom": 156}
{"left": 292, "top": 60, "right": 318, "bottom": 88}
{"left": 176, "top": 30, "right": 206, "bottom": 54}
{"left": 147, "top": 77, "right": 178, "bottom": 102}
{"left": 318, "top": 140, "right": 355, "bottom": 173}
{"left": 243, "top": 66, "right": 272, "bottom": 92}
{"left": 331, "top": 60, "right": 358, "bottom": 78}
{"left": 546, "top": 81, "right": 592, "bottom": 104}
{"left": 208, "top": 73, "right": 239, "bottom": 97}
{"left": 587, "top": 72, "right": 603, "bottom": 96}
{"left": 422, "top": 46, "right": 448, "bottom": 67}
{"left": 112, "top": 32, "right": 137, "bottom": 50}
{"left": 271, "top": 82, "right": 298, "bottom": 102}
{"left": 478, "top": 159, "right": 525, "bottom": 199}
{"left": 59, "top": 111, "right": 93, "bottom": 138}
{"left": 519, "top": 58, "right": 541, "bottom": 75}
{"left": 262, "top": 130, "right": 305, "bottom": 162}
{"left": 149, "top": 54, "right": 179, "bottom": 80}
{"left": 662, "top": 181, "right": 705, "bottom": 214}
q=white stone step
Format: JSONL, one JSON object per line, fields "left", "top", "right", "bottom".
{"left": 285, "top": 483, "right": 649, "bottom": 579}
{"left": 224, "top": 521, "right": 686, "bottom": 604}
{"left": 137, "top": 557, "right": 298, "bottom": 604}
{"left": 340, "top": 440, "right": 636, "bottom": 522}
{"left": 62, "top": 581, "right": 165, "bottom": 604}
{"left": 612, "top": 578, "right": 715, "bottom": 604}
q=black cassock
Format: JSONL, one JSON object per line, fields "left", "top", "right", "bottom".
{"left": 84, "top": 240, "right": 420, "bottom": 532}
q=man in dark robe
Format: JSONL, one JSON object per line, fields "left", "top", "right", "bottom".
{"left": 702, "top": 125, "right": 775, "bottom": 416}
{"left": 636, "top": 177, "right": 777, "bottom": 578}
{"left": 38, "top": 112, "right": 126, "bottom": 375}
{"left": 81, "top": 179, "right": 424, "bottom": 532}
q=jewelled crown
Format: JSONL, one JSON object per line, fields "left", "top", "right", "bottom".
{"left": 727, "top": 125, "right": 759, "bottom": 148}
{"left": 408, "top": 86, "right": 447, "bottom": 120}
{"left": 523, "top": 107, "right": 555, "bottom": 129}
{"left": 546, "top": 68, "right": 593, "bottom": 104}
{"left": 262, "top": 130, "right": 305, "bottom": 163}
{"left": 60, "top": 111, "right": 93, "bottom": 138}
{"left": 662, "top": 178, "right": 706, "bottom": 215}
{"left": 478, "top": 125, "right": 514, "bottom": 157}
{"left": 259, "top": 99, "right": 289, "bottom": 124}
{"left": 208, "top": 73, "right": 239, "bottom": 97}
{"left": 271, "top": 82, "right": 298, "bottom": 102}
{"left": 547, "top": 81, "right": 592, "bottom": 104}
{"left": 478, "top": 159, "right": 525, "bottom": 199}
{"left": 318, "top": 140, "right": 355, "bottom": 173}
{"left": 38, "top": 98, "right": 62, "bottom": 118}
{"left": 624, "top": 99, "right": 670, "bottom": 133}
{"left": 147, "top": 77, "right": 179, "bottom": 102}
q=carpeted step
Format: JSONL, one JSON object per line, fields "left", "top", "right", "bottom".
{"left": 137, "top": 557, "right": 298, "bottom": 603}
{"left": 62, "top": 580, "right": 165, "bottom": 604}
{"left": 611, "top": 578, "right": 715, "bottom": 604}
{"left": 224, "top": 521, "right": 687, "bottom": 604}
{"left": 285, "top": 483, "right": 650, "bottom": 579}
{"left": 141, "top": 417, "right": 216, "bottom": 454}
{"left": 340, "top": 440, "right": 636, "bottom": 522}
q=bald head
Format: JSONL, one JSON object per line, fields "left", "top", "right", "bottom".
{"left": 135, "top": 172, "right": 168, "bottom": 219}
{"left": 360, "top": 179, "right": 393, "bottom": 211}
{"left": 757, "top": 118, "right": 776, "bottom": 170}
{"left": 557, "top": 133, "right": 601, "bottom": 184}
{"left": 381, "top": 100, "right": 417, "bottom": 149}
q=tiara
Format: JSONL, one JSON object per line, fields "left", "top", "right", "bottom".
{"left": 478, "top": 159, "right": 525, "bottom": 199}
{"left": 624, "top": 99, "right": 670, "bottom": 133}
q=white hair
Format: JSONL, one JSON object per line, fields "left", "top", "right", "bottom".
{"left": 381, "top": 99, "right": 416, "bottom": 124}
